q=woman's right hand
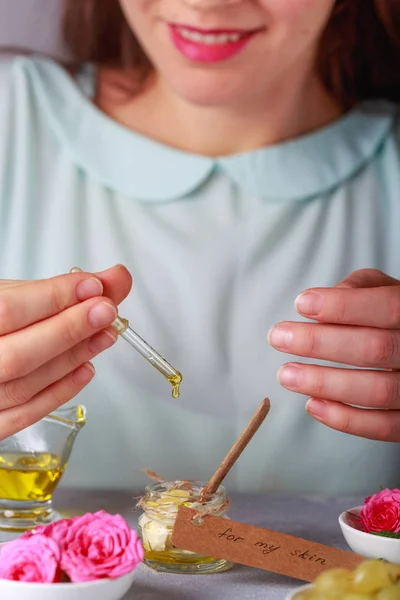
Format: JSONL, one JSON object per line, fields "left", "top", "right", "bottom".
{"left": 0, "top": 264, "right": 132, "bottom": 440}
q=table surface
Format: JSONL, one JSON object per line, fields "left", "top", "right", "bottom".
{"left": 26, "top": 489, "right": 358, "bottom": 600}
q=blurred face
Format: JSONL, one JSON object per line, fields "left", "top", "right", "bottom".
{"left": 119, "top": 0, "right": 336, "bottom": 107}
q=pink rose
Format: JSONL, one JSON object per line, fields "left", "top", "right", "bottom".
{"left": 361, "top": 488, "right": 400, "bottom": 534}
{"left": 0, "top": 534, "right": 61, "bottom": 582}
{"left": 23, "top": 518, "right": 71, "bottom": 545}
{"left": 22, "top": 525, "right": 47, "bottom": 538}
{"left": 57, "top": 510, "right": 144, "bottom": 582}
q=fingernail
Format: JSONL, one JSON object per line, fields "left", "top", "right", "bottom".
{"left": 278, "top": 364, "right": 302, "bottom": 388}
{"left": 268, "top": 325, "right": 293, "bottom": 350}
{"left": 306, "top": 399, "right": 328, "bottom": 421}
{"left": 88, "top": 301, "right": 118, "bottom": 328}
{"left": 72, "top": 362, "right": 95, "bottom": 385}
{"left": 88, "top": 330, "right": 117, "bottom": 353}
{"left": 76, "top": 278, "right": 103, "bottom": 301}
{"left": 99, "top": 264, "right": 126, "bottom": 273}
{"left": 295, "top": 292, "right": 323, "bottom": 317}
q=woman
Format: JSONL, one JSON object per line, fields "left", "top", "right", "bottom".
{"left": 0, "top": 0, "right": 399, "bottom": 493}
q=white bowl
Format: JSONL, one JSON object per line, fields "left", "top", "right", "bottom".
{"left": 339, "top": 506, "right": 400, "bottom": 564}
{"left": 285, "top": 584, "right": 312, "bottom": 599}
{"left": 0, "top": 569, "right": 137, "bottom": 600}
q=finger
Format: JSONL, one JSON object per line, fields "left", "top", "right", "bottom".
{"left": 0, "top": 297, "right": 118, "bottom": 382}
{"left": 295, "top": 285, "right": 400, "bottom": 328}
{"left": 336, "top": 268, "right": 399, "bottom": 289}
{"left": 268, "top": 322, "right": 400, "bottom": 369}
{"left": 0, "top": 264, "right": 132, "bottom": 335}
{"left": 278, "top": 362, "right": 400, "bottom": 409}
{"left": 0, "top": 272, "right": 104, "bottom": 335}
{"left": 0, "top": 328, "right": 117, "bottom": 410}
{"left": 94, "top": 264, "right": 133, "bottom": 305}
{"left": 0, "top": 363, "right": 95, "bottom": 440}
{"left": 0, "top": 280, "right": 27, "bottom": 289}
{"left": 305, "top": 398, "right": 400, "bottom": 442}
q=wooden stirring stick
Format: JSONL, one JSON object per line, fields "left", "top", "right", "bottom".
{"left": 201, "top": 398, "right": 271, "bottom": 498}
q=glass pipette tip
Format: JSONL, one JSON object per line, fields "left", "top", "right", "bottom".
{"left": 70, "top": 268, "right": 182, "bottom": 398}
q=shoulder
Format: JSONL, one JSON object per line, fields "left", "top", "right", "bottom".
{"left": 0, "top": 52, "right": 56, "bottom": 88}
{"left": 0, "top": 54, "right": 91, "bottom": 190}
{"left": 0, "top": 53, "right": 70, "bottom": 119}
{"left": 0, "top": 52, "right": 26, "bottom": 73}
{"left": 0, "top": 53, "right": 96, "bottom": 159}
{"left": 0, "top": 54, "right": 39, "bottom": 149}
{"left": 0, "top": 52, "right": 92, "bottom": 114}
{"left": 0, "top": 53, "right": 29, "bottom": 95}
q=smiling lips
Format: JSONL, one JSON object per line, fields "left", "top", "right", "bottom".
{"left": 168, "top": 24, "right": 260, "bottom": 63}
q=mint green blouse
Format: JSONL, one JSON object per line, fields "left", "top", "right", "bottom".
{"left": 1, "top": 55, "right": 400, "bottom": 494}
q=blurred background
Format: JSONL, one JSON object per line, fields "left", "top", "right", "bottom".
{"left": 0, "top": 0, "right": 68, "bottom": 59}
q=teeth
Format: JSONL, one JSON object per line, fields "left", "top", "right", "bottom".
{"left": 177, "top": 28, "right": 243, "bottom": 44}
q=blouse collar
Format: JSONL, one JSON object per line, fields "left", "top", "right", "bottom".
{"left": 26, "top": 56, "right": 398, "bottom": 203}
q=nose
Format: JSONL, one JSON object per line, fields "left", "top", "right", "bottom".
{"left": 182, "top": 0, "right": 241, "bottom": 7}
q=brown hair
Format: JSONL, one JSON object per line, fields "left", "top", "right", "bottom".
{"left": 63, "top": 0, "right": 400, "bottom": 108}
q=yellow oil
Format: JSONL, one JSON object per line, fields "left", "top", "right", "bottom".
{"left": 145, "top": 548, "right": 218, "bottom": 566}
{"left": 0, "top": 452, "right": 64, "bottom": 502}
{"left": 168, "top": 372, "right": 182, "bottom": 399}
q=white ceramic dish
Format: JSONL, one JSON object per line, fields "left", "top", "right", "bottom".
{"left": 339, "top": 506, "right": 400, "bottom": 564}
{"left": 0, "top": 569, "right": 137, "bottom": 600}
{"left": 285, "top": 584, "right": 312, "bottom": 599}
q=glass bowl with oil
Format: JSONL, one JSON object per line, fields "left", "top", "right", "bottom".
{"left": 0, "top": 405, "right": 86, "bottom": 536}
{"left": 138, "top": 480, "right": 233, "bottom": 574}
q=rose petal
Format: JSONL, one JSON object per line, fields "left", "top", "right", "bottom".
{"left": 0, "top": 534, "right": 61, "bottom": 582}
{"left": 361, "top": 489, "right": 400, "bottom": 534}
{"left": 57, "top": 511, "right": 143, "bottom": 582}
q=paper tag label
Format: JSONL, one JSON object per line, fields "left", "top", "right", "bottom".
{"left": 172, "top": 507, "right": 364, "bottom": 582}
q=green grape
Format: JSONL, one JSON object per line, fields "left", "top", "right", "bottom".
{"left": 352, "top": 561, "right": 397, "bottom": 593}
{"left": 385, "top": 564, "right": 400, "bottom": 581}
{"left": 376, "top": 583, "right": 400, "bottom": 600}
{"left": 314, "top": 568, "right": 353, "bottom": 593}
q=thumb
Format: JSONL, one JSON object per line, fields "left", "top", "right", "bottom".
{"left": 336, "top": 268, "right": 399, "bottom": 289}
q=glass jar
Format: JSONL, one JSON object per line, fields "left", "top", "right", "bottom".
{"left": 138, "top": 480, "right": 233, "bottom": 574}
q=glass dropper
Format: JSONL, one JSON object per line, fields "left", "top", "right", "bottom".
{"left": 70, "top": 267, "right": 182, "bottom": 398}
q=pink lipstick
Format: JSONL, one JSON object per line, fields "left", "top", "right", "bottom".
{"left": 168, "top": 24, "right": 258, "bottom": 63}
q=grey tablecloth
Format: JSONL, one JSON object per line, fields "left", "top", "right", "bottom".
{"left": 39, "top": 490, "right": 360, "bottom": 600}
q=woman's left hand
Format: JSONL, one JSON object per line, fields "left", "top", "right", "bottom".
{"left": 268, "top": 269, "right": 400, "bottom": 442}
